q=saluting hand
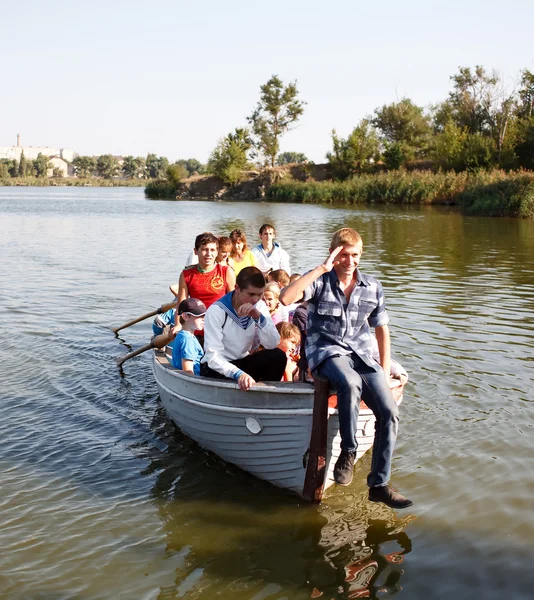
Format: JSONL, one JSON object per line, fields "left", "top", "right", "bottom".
{"left": 322, "top": 245, "right": 343, "bottom": 272}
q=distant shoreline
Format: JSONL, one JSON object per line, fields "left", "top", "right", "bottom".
{"left": 0, "top": 177, "right": 147, "bottom": 188}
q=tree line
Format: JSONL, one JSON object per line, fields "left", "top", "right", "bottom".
{"left": 201, "top": 66, "right": 534, "bottom": 186}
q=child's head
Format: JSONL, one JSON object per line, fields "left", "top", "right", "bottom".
{"left": 276, "top": 321, "right": 301, "bottom": 355}
{"left": 178, "top": 297, "right": 207, "bottom": 330}
{"left": 262, "top": 282, "right": 280, "bottom": 314}
{"left": 229, "top": 228, "right": 249, "bottom": 257}
{"left": 268, "top": 269, "right": 290, "bottom": 288}
{"left": 289, "top": 273, "right": 301, "bottom": 283}
{"left": 217, "top": 236, "right": 232, "bottom": 262}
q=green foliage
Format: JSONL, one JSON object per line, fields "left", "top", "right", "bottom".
{"left": 145, "top": 179, "right": 177, "bottom": 199}
{"left": 167, "top": 163, "right": 189, "bottom": 185}
{"left": 52, "top": 167, "right": 63, "bottom": 178}
{"left": 175, "top": 158, "right": 205, "bottom": 176}
{"left": 432, "top": 121, "right": 467, "bottom": 171}
{"left": 18, "top": 152, "right": 27, "bottom": 177}
{"left": 446, "top": 65, "right": 499, "bottom": 134}
{"left": 122, "top": 156, "right": 146, "bottom": 179}
{"left": 33, "top": 153, "right": 49, "bottom": 178}
{"left": 72, "top": 156, "right": 96, "bottom": 178}
{"left": 461, "top": 134, "right": 496, "bottom": 170}
{"left": 96, "top": 154, "right": 119, "bottom": 179}
{"left": 146, "top": 153, "right": 169, "bottom": 179}
{"left": 517, "top": 69, "right": 534, "bottom": 121}
{"left": 208, "top": 128, "right": 253, "bottom": 185}
{"left": 372, "top": 98, "right": 431, "bottom": 161}
{"left": 516, "top": 118, "right": 534, "bottom": 170}
{"left": 248, "top": 75, "right": 305, "bottom": 167}
{"left": 277, "top": 152, "right": 308, "bottom": 165}
{"left": 269, "top": 169, "right": 534, "bottom": 217}
{"left": 0, "top": 162, "right": 9, "bottom": 178}
{"left": 326, "top": 120, "right": 380, "bottom": 178}
{"left": 383, "top": 143, "right": 405, "bottom": 170}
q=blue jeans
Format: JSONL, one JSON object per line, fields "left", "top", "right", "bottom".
{"left": 318, "top": 353, "right": 399, "bottom": 488}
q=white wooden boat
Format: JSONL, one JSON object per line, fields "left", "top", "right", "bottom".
{"left": 152, "top": 351, "right": 406, "bottom": 502}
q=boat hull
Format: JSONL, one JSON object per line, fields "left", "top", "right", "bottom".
{"left": 153, "top": 352, "right": 404, "bottom": 499}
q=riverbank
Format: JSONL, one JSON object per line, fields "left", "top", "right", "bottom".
{"left": 0, "top": 176, "right": 147, "bottom": 187}
{"left": 270, "top": 170, "right": 534, "bottom": 218}
{"left": 146, "top": 167, "right": 534, "bottom": 218}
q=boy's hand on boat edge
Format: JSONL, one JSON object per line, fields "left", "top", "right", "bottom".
{"left": 237, "top": 372, "right": 256, "bottom": 391}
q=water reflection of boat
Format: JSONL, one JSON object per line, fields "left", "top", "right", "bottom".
{"left": 152, "top": 350, "right": 406, "bottom": 502}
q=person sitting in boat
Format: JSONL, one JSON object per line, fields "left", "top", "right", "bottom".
{"left": 262, "top": 282, "right": 289, "bottom": 324}
{"left": 229, "top": 229, "right": 257, "bottom": 276}
{"left": 201, "top": 266, "right": 286, "bottom": 391}
{"left": 267, "top": 268, "right": 290, "bottom": 289}
{"left": 216, "top": 236, "right": 234, "bottom": 269}
{"left": 251, "top": 223, "right": 291, "bottom": 276}
{"left": 276, "top": 322, "right": 301, "bottom": 382}
{"left": 171, "top": 298, "right": 207, "bottom": 375}
{"left": 280, "top": 227, "right": 413, "bottom": 510}
{"left": 173, "top": 232, "right": 236, "bottom": 335}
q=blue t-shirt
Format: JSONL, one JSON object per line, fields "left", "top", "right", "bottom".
{"left": 171, "top": 330, "right": 203, "bottom": 375}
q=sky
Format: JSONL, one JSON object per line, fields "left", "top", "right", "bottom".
{"left": 2, "top": 0, "right": 533, "bottom": 164}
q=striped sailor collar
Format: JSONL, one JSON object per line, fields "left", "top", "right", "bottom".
{"left": 329, "top": 267, "right": 370, "bottom": 287}
{"left": 217, "top": 291, "right": 237, "bottom": 314}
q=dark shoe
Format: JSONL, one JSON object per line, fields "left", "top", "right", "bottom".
{"left": 369, "top": 485, "right": 413, "bottom": 509}
{"left": 334, "top": 450, "right": 356, "bottom": 486}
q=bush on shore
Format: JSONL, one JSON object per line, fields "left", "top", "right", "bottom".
{"left": 145, "top": 179, "right": 177, "bottom": 199}
{"left": 268, "top": 169, "right": 534, "bottom": 217}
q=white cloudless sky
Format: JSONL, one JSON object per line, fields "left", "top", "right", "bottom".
{"left": 2, "top": 0, "right": 533, "bottom": 163}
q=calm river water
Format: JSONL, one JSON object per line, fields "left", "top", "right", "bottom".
{"left": 1, "top": 187, "right": 534, "bottom": 600}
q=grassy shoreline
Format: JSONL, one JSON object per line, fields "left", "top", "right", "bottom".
{"left": 268, "top": 170, "right": 534, "bottom": 218}
{"left": 0, "top": 177, "right": 147, "bottom": 187}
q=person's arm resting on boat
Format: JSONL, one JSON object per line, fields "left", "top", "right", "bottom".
{"left": 280, "top": 246, "right": 343, "bottom": 306}
{"left": 368, "top": 280, "right": 391, "bottom": 379}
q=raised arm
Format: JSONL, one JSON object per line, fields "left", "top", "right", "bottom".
{"left": 280, "top": 246, "right": 343, "bottom": 306}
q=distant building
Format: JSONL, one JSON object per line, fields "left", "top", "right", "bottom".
{"left": 46, "top": 156, "right": 74, "bottom": 178}
{"left": 0, "top": 134, "right": 76, "bottom": 163}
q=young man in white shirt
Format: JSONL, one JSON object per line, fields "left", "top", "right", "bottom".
{"left": 201, "top": 266, "right": 287, "bottom": 390}
{"left": 251, "top": 224, "right": 291, "bottom": 276}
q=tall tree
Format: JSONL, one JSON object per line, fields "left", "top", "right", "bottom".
{"left": 248, "top": 75, "right": 305, "bottom": 168}
{"left": 72, "top": 156, "right": 96, "bottom": 178}
{"left": 327, "top": 119, "right": 381, "bottom": 178}
{"left": 277, "top": 152, "right": 308, "bottom": 165}
{"left": 18, "top": 151, "right": 27, "bottom": 177}
{"left": 96, "top": 154, "right": 119, "bottom": 179}
{"left": 208, "top": 128, "right": 253, "bottom": 185}
{"left": 33, "top": 153, "right": 49, "bottom": 177}
{"left": 122, "top": 155, "right": 146, "bottom": 179}
{"left": 372, "top": 98, "right": 432, "bottom": 161}
{"left": 175, "top": 158, "right": 205, "bottom": 176}
{"left": 146, "top": 154, "right": 169, "bottom": 179}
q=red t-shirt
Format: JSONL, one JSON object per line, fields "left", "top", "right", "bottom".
{"left": 182, "top": 264, "right": 228, "bottom": 308}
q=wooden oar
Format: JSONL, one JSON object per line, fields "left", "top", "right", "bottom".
{"left": 117, "top": 329, "right": 176, "bottom": 367}
{"left": 112, "top": 300, "right": 177, "bottom": 334}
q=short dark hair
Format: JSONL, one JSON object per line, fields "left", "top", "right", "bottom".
{"left": 236, "top": 266, "right": 265, "bottom": 289}
{"left": 259, "top": 223, "right": 275, "bottom": 235}
{"left": 218, "top": 236, "right": 232, "bottom": 250}
{"left": 195, "top": 232, "right": 219, "bottom": 250}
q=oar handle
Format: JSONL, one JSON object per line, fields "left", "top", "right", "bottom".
{"left": 116, "top": 329, "right": 176, "bottom": 367}
{"left": 112, "top": 300, "right": 177, "bottom": 334}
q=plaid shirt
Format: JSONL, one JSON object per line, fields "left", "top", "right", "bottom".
{"left": 303, "top": 268, "right": 389, "bottom": 372}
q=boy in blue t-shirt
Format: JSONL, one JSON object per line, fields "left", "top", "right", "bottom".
{"left": 171, "top": 298, "right": 207, "bottom": 375}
